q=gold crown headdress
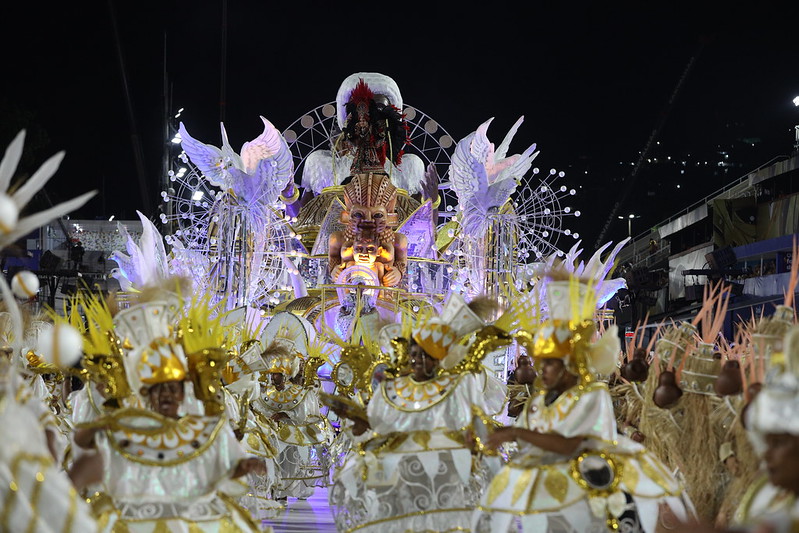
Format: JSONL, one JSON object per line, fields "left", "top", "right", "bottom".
{"left": 137, "top": 338, "right": 188, "bottom": 385}
{"left": 111, "top": 295, "right": 190, "bottom": 410}
{"left": 528, "top": 263, "right": 620, "bottom": 380}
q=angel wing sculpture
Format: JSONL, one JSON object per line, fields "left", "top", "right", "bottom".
{"left": 175, "top": 117, "right": 302, "bottom": 309}
{"left": 179, "top": 116, "right": 294, "bottom": 206}
{"left": 448, "top": 117, "right": 539, "bottom": 235}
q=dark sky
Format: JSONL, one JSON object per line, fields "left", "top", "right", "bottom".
{"left": 3, "top": 1, "right": 799, "bottom": 250}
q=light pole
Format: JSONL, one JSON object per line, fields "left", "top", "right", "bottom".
{"left": 793, "top": 96, "right": 799, "bottom": 154}
{"left": 618, "top": 214, "right": 640, "bottom": 238}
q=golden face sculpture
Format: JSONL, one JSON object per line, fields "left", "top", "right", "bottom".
{"left": 341, "top": 173, "right": 398, "bottom": 233}
{"left": 353, "top": 236, "right": 380, "bottom": 267}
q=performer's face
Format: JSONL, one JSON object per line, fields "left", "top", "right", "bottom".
{"left": 409, "top": 341, "right": 437, "bottom": 382}
{"left": 764, "top": 433, "right": 799, "bottom": 493}
{"left": 270, "top": 373, "right": 285, "bottom": 390}
{"left": 148, "top": 381, "right": 184, "bottom": 418}
{"left": 539, "top": 358, "right": 566, "bottom": 390}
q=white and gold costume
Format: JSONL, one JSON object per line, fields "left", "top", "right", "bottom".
{"left": 93, "top": 409, "right": 257, "bottom": 532}
{"left": 329, "top": 295, "right": 510, "bottom": 533}
{"left": 71, "top": 294, "right": 266, "bottom": 533}
{"left": 0, "top": 372, "right": 98, "bottom": 533}
{"left": 254, "top": 381, "right": 331, "bottom": 499}
{"left": 0, "top": 129, "right": 98, "bottom": 532}
{"left": 474, "top": 380, "right": 685, "bottom": 532}
{"left": 223, "top": 384, "right": 281, "bottom": 521}
{"left": 330, "top": 371, "right": 491, "bottom": 533}
{"left": 474, "top": 255, "right": 690, "bottom": 533}
{"left": 255, "top": 312, "right": 333, "bottom": 500}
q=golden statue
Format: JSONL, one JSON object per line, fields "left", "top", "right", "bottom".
{"left": 328, "top": 173, "right": 407, "bottom": 287}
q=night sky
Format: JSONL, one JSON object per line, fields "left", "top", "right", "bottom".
{"left": 3, "top": 1, "right": 799, "bottom": 251}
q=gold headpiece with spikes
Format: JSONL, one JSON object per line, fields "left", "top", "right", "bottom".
{"left": 138, "top": 338, "right": 188, "bottom": 385}
{"left": 177, "top": 293, "right": 232, "bottom": 415}
{"left": 74, "top": 292, "right": 133, "bottom": 399}
{"left": 526, "top": 268, "right": 620, "bottom": 381}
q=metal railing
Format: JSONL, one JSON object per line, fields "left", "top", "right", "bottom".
{"left": 617, "top": 154, "right": 793, "bottom": 263}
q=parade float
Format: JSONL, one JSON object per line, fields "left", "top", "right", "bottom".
{"left": 134, "top": 72, "right": 583, "bottom": 394}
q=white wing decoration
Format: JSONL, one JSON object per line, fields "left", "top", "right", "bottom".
{"left": 182, "top": 117, "right": 294, "bottom": 206}
{"left": 391, "top": 153, "right": 424, "bottom": 194}
{"left": 178, "top": 123, "right": 229, "bottom": 187}
{"left": 109, "top": 211, "right": 172, "bottom": 290}
{"left": 240, "top": 116, "right": 283, "bottom": 173}
{"left": 449, "top": 117, "right": 538, "bottom": 234}
{"left": 230, "top": 117, "right": 294, "bottom": 205}
{"left": 302, "top": 149, "right": 423, "bottom": 195}
{"left": 301, "top": 150, "right": 336, "bottom": 193}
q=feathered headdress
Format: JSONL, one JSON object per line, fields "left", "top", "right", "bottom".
{"left": 341, "top": 77, "right": 410, "bottom": 170}
{"left": 526, "top": 243, "right": 626, "bottom": 381}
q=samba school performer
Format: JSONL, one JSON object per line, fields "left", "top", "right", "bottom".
{"left": 220, "top": 322, "right": 282, "bottom": 523}
{"left": 473, "top": 261, "right": 692, "bottom": 533}
{"left": 328, "top": 294, "right": 512, "bottom": 533}
{"left": 0, "top": 313, "right": 100, "bottom": 532}
{"left": 671, "top": 323, "right": 799, "bottom": 533}
{"left": 251, "top": 312, "right": 333, "bottom": 501}
{"left": 70, "top": 290, "right": 267, "bottom": 532}
{"left": 0, "top": 129, "right": 100, "bottom": 532}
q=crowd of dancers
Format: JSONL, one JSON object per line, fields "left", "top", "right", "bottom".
{"left": 2, "top": 238, "right": 799, "bottom": 533}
